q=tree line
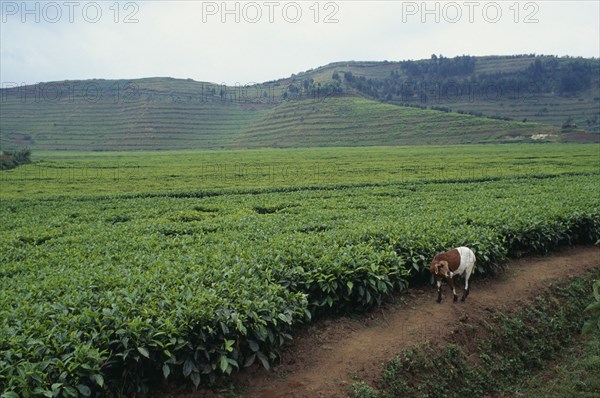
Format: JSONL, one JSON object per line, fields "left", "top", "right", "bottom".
{"left": 338, "top": 55, "right": 599, "bottom": 103}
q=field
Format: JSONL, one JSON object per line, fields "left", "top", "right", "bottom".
{"left": 1, "top": 144, "right": 599, "bottom": 396}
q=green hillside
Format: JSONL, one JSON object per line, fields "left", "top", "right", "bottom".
{"left": 235, "top": 97, "right": 559, "bottom": 147}
{"left": 286, "top": 55, "right": 600, "bottom": 135}
{"left": 1, "top": 82, "right": 560, "bottom": 150}
{"left": 1, "top": 55, "right": 598, "bottom": 151}
{"left": 0, "top": 78, "right": 267, "bottom": 151}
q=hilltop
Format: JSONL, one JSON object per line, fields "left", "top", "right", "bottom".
{"left": 0, "top": 55, "right": 598, "bottom": 151}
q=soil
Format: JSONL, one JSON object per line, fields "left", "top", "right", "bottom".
{"left": 161, "top": 245, "right": 600, "bottom": 398}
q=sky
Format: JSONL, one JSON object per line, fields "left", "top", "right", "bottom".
{"left": 1, "top": 0, "right": 599, "bottom": 86}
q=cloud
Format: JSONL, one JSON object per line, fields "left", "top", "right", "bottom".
{"left": 1, "top": 0, "right": 598, "bottom": 85}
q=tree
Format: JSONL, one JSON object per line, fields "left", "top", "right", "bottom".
{"left": 1, "top": 148, "right": 31, "bottom": 170}
{"left": 561, "top": 116, "right": 576, "bottom": 129}
{"left": 559, "top": 60, "right": 593, "bottom": 94}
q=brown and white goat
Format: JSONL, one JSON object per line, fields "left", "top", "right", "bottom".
{"left": 430, "top": 247, "right": 476, "bottom": 303}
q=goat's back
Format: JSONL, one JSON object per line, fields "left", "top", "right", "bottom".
{"left": 455, "top": 246, "right": 476, "bottom": 275}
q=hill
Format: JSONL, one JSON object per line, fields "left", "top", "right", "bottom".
{"left": 0, "top": 55, "right": 598, "bottom": 151}
{"left": 0, "top": 78, "right": 266, "bottom": 150}
{"left": 1, "top": 81, "right": 560, "bottom": 150}
{"left": 280, "top": 55, "right": 600, "bottom": 134}
{"left": 234, "top": 97, "right": 559, "bottom": 147}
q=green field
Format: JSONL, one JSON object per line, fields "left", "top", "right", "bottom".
{"left": 2, "top": 144, "right": 598, "bottom": 198}
{"left": 1, "top": 144, "right": 599, "bottom": 396}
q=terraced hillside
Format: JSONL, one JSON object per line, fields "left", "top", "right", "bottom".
{"left": 1, "top": 81, "right": 560, "bottom": 150}
{"left": 1, "top": 55, "right": 598, "bottom": 151}
{"left": 284, "top": 55, "right": 600, "bottom": 134}
{"left": 235, "top": 97, "right": 559, "bottom": 147}
{"left": 0, "top": 78, "right": 269, "bottom": 151}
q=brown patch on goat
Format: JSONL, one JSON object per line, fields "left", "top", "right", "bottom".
{"left": 430, "top": 249, "right": 463, "bottom": 303}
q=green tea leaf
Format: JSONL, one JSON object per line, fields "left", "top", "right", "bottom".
{"left": 76, "top": 384, "right": 91, "bottom": 397}
{"left": 137, "top": 347, "right": 150, "bottom": 359}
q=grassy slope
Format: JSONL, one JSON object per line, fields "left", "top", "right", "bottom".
{"left": 235, "top": 97, "right": 558, "bottom": 147}
{"left": 0, "top": 78, "right": 267, "bottom": 151}
{"left": 505, "top": 333, "right": 600, "bottom": 398}
{"left": 1, "top": 83, "right": 559, "bottom": 150}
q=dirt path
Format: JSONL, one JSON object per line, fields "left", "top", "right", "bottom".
{"left": 168, "top": 246, "right": 600, "bottom": 398}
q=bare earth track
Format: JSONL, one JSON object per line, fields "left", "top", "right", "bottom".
{"left": 164, "top": 246, "right": 600, "bottom": 398}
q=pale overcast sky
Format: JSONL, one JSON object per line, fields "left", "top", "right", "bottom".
{"left": 1, "top": 0, "right": 599, "bottom": 85}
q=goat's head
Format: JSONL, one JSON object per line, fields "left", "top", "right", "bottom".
{"left": 433, "top": 260, "right": 451, "bottom": 278}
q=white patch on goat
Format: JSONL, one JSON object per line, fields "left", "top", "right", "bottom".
{"left": 455, "top": 247, "right": 476, "bottom": 294}
{"left": 455, "top": 247, "right": 476, "bottom": 275}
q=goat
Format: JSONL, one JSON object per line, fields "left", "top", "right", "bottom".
{"left": 430, "top": 247, "right": 476, "bottom": 303}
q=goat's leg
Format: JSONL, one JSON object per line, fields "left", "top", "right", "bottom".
{"left": 461, "top": 269, "right": 473, "bottom": 302}
{"left": 436, "top": 280, "right": 442, "bottom": 303}
{"left": 447, "top": 277, "right": 458, "bottom": 303}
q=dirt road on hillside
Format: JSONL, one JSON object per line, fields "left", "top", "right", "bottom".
{"left": 165, "top": 246, "right": 600, "bottom": 398}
